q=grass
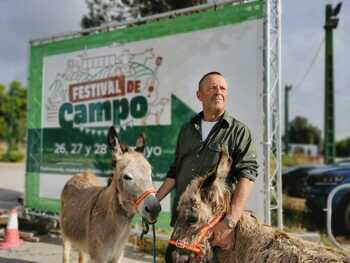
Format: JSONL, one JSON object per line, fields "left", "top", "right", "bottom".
{"left": 132, "top": 212, "right": 172, "bottom": 235}
{"left": 128, "top": 234, "right": 168, "bottom": 263}
{"left": 281, "top": 194, "right": 350, "bottom": 250}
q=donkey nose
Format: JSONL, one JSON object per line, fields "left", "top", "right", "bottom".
{"left": 142, "top": 194, "right": 161, "bottom": 222}
{"left": 172, "top": 250, "right": 190, "bottom": 263}
{"left": 145, "top": 200, "right": 161, "bottom": 219}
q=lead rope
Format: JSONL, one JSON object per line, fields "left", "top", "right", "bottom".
{"left": 152, "top": 223, "right": 157, "bottom": 263}
{"left": 141, "top": 218, "right": 157, "bottom": 263}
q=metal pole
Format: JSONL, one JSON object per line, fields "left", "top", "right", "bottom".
{"left": 324, "top": 3, "right": 341, "bottom": 164}
{"left": 276, "top": 0, "right": 283, "bottom": 230}
{"left": 284, "top": 85, "right": 292, "bottom": 153}
{"left": 30, "top": 0, "right": 259, "bottom": 46}
{"left": 263, "top": 0, "right": 271, "bottom": 225}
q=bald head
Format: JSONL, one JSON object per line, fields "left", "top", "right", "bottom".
{"left": 196, "top": 72, "right": 228, "bottom": 121}
{"left": 198, "top": 72, "right": 223, "bottom": 90}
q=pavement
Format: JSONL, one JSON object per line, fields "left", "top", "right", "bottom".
{"left": 0, "top": 162, "right": 154, "bottom": 262}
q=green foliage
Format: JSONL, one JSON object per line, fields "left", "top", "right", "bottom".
{"left": 282, "top": 154, "right": 298, "bottom": 168}
{"left": 288, "top": 116, "right": 321, "bottom": 145}
{"left": 81, "top": 0, "right": 207, "bottom": 29}
{"left": 0, "top": 151, "right": 25, "bottom": 162}
{"left": 336, "top": 137, "right": 350, "bottom": 157}
{"left": 0, "top": 81, "right": 27, "bottom": 160}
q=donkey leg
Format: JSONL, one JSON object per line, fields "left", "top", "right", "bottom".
{"left": 62, "top": 238, "right": 71, "bottom": 263}
{"left": 116, "top": 250, "right": 124, "bottom": 263}
{"left": 90, "top": 256, "right": 106, "bottom": 263}
{"left": 78, "top": 251, "right": 89, "bottom": 263}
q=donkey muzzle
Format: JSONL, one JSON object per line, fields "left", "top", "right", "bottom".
{"left": 141, "top": 194, "right": 161, "bottom": 223}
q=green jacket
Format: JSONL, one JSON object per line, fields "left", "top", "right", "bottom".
{"left": 167, "top": 111, "right": 258, "bottom": 226}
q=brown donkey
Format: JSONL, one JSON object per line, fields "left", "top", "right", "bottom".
{"left": 170, "top": 152, "right": 350, "bottom": 263}
{"left": 60, "top": 126, "right": 161, "bottom": 263}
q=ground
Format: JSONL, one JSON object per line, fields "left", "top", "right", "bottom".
{"left": 0, "top": 162, "right": 154, "bottom": 262}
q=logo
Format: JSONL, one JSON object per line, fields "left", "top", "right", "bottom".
{"left": 44, "top": 47, "right": 170, "bottom": 133}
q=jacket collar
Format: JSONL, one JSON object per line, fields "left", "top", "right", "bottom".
{"left": 191, "top": 111, "right": 231, "bottom": 128}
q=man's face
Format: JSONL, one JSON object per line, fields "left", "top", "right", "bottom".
{"left": 196, "top": 74, "right": 228, "bottom": 114}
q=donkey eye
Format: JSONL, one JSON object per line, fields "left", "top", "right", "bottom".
{"left": 187, "top": 215, "right": 198, "bottom": 224}
{"left": 122, "top": 174, "right": 133, "bottom": 181}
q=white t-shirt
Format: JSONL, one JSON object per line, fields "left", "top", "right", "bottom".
{"left": 201, "top": 120, "right": 218, "bottom": 141}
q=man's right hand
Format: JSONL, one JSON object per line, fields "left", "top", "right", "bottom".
{"left": 156, "top": 177, "right": 176, "bottom": 201}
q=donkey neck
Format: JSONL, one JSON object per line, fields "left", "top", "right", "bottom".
{"left": 101, "top": 184, "right": 135, "bottom": 220}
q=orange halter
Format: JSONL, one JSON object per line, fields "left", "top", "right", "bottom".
{"left": 169, "top": 214, "right": 224, "bottom": 257}
{"left": 133, "top": 187, "right": 157, "bottom": 209}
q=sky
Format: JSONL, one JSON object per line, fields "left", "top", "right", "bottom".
{"left": 0, "top": 0, "right": 349, "bottom": 140}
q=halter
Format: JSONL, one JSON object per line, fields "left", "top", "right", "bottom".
{"left": 133, "top": 187, "right": 157, "bottom": 209}
{"left": 169, "top": 214, "right": 224, "bottom": 257}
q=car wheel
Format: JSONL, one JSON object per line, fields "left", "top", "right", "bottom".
{"left": 343, "top": 202, "right": 350, "bottom": 234}
{"left": 334, "top": 196, "right": 350, "bottom": 235}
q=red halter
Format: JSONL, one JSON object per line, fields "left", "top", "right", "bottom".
{"left": 133, "top": 187, "right": 157, "bottom": 209}
{"left": 169, "top": 214, "right": 224, "bottom": 257}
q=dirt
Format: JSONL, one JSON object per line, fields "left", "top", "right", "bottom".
{"left": 0, "top": 235, "right": 154, "bottom": 262}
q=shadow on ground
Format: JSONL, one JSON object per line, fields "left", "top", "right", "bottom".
{"left": 0, "top": 257, "right": 35, "bottom": 263}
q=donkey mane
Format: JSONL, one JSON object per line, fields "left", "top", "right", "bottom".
{"left": 178, "top": 152, "right": 233, "bottom": 218}
{"left": 178, "top": 172, "right": 231, "bottom": 218}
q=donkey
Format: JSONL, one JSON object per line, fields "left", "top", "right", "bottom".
{"left": 60, "top": 126, "right": 161, "bottom": 263}
{"left": 170, "top": 152, "right": 350, "bottom": 263}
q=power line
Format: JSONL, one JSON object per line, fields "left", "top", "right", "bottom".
{"left": 294, "top": 38, "right": 325, "bottom": 90}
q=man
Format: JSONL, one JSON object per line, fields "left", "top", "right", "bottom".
{"left": 156, "top": 72, "right": 258, "bottom": 261}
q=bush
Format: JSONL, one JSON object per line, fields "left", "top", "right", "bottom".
{"left": 0, "top": 151, "right": 25, "bottom": 162}
{"left": 282, "top": 154, "right": 298, "bottom": 168}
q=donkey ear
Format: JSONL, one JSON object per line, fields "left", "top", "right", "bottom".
{"left": 200, "top": 152, "right": 225, "bottom": 191}
{"left": 107, "top": 126, "right": 122, "bottom": 155}
{"left": 216, "top": 151, "right": 232, "bottom": 178}
{"left": 135, "top": 133, "right": 145, "bottom": 153}
{"left": 201, "top": 173, "right": 217, "bottom": 190}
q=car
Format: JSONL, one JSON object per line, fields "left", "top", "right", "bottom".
{"left": 282, "top": 165, "right": 319, "bottom": 198}
{"left": 336, "top": 159, "right": 350, "bottom": 165}
{"left": 305, "top": 164, "right": 350, "bottom": 234}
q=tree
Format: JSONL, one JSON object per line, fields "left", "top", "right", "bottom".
{"left": 336, "top": 137, "right": 350, "bottom": 157}
{"left": 0, "top": 81, "right": 27, "bottom": 156}
{"left": 288, "top": 116, "right": 321, "bottom": 145}
{"left": 81, "top": 0, "right": 207, "bottom": 29}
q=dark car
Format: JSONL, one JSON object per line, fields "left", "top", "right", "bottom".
{"left": 305, "top": 164, "right": 350, "bottom": 234}
{"left": 282, "top": 165, "right": 319, "bottom": 198}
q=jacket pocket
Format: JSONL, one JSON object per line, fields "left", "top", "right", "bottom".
{"left": 202, "top": 142, "right": 222, "bottom": 173}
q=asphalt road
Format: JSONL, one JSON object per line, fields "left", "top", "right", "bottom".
{"left": 0, "top": 162, "right": 153, "bottom": 262}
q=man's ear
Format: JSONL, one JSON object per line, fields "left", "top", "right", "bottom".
{"left": 196, "top": 90, "right": 202, "bottom": 102}
{"left": 135, "top": 133, "right": 145, "bottom": 153}
{"left": 107, "top": 126, "right": 123, "bottom": 159}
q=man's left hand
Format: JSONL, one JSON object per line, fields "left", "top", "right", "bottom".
{"left": 210, "top": 221, "right": 235, "bottom": 250}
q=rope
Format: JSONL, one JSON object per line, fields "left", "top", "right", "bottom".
{"left": 152, "top": 223, "right": 157, "bottom": 263}
{"left": 140, "top": 218, "right": 157, "bottom": 263}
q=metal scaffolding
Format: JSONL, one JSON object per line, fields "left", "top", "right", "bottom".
{"left": 263, "top": 0, "right": 283, "bottom": 228}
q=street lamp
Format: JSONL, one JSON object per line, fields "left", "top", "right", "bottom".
{"left": 324, "top": 2, "right": 342, "bottom": 164}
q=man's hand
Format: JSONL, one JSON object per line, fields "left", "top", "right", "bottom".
{"left": 210, "top": 221, "right": 235, "bottom": 250}
{"left": 156, "top": 178, "right": 175, "bottom": 201}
